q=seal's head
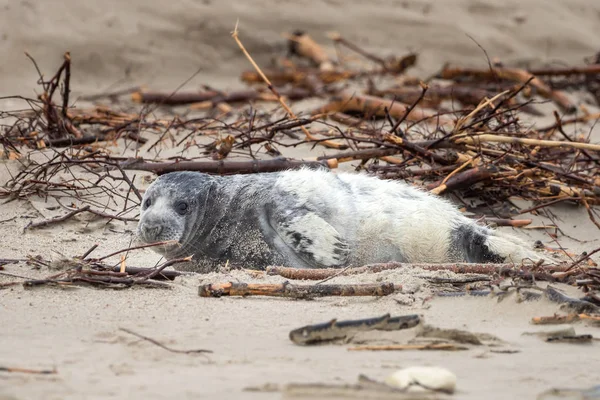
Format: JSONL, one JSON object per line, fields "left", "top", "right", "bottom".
{"left": 136, "top": 171, "right": 215, "bottom": 256}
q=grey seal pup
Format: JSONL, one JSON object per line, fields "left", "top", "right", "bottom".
{"left": 136, "top": 168, "right": 545, "bottom": 272}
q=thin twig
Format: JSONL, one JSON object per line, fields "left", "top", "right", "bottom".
{"left": 95, "top": 241, "right": 179, "bottom": 261}
{"left": 119, "top": 327, "right": 213, "bottom": 354}
{"left": 231, "top": 21, "right": 340, "bottom": 149}
{"left": 565, "top": 247, "right": 600, "bottom": 272}
{"left": 25, "top": 205, "right": 91, "bottom": 230}
{"left": 0, "top": 366, "right": 57, "bottom": 375}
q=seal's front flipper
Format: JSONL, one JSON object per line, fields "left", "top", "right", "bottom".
{"left": 269, "top": 210, "right": 350, "bottom": 268}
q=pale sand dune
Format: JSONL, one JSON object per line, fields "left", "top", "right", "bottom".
{"left": 1, "top": 0, "right": 600, "bottom": 399}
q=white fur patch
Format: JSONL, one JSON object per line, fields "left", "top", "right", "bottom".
{"left": 274, "top": 167, "right": 539, "bottom": 264}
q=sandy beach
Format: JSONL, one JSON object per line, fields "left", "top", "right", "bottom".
{"left": 1, "top": 0, "right": 600, "bottom": 399}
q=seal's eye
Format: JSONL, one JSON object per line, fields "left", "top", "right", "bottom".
{"left": 144, "top": 198, "right": 151, "bottom": 208}
{"left": 175, "top": 201, "right": 188, "bottom": 215}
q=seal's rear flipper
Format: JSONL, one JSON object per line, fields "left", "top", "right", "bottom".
{"left": 451, "top": 224, "right": 546, "bottom": 264}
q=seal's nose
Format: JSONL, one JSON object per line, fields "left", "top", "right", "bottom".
{"left": 141, "top": 224, "right": 163, "bottom": 241}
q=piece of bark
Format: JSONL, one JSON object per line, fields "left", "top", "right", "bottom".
{"left": 198, "top": 282, "right": 398, "bottom": 298}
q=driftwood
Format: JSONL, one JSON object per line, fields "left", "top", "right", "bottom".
{"left": 372, "top": 83, "right": 538, "bottom": 111}
{"left": 531, "top": 313, "right": 600, "bottom": 325}
{"left": 312, "top": 92, "right": 450, "bottom": 124}
{"left": 0, "top": 366, "right": 57, "bottom": 375}
{"left": 22, "top": 257, "right": 190, "bottom": 289}
{"left": 544, "top": 286, "right": 600, "bottom": 314}
{"left": 25, "top": 205, "right": 91, "bottom": 230}
{"left": 30, "top": 51, "right": 83, "bottom": 140}
{"left": 454, "top": 133, "right": 600, "bottom": 152}
{"left": 131, "top": 88, "right": 313, "bottom": 106}
{"left": 232, "top": 24, "right": 342, "bottom": 149}
{"left": 545, "top": 334, "right": 593, "bottom": 343}
{"left": 428, "top": 165, "right": 499, "bottom": 195}
{"left": 476, "top": 217, "right": 533, "bottom": 227}
{"left": 328, "top": 32, "right": 417, "bottom": 74}
{"left": 527, "top": 64, "right": 600, "bottom": 77}
{"left": 264, "top": 262, "right": 566, "bottom": 281}
{"left": 316, "top": 147, "right": 402, "bottom": 164}
{"left": 287, "top": 30, "right": 334, "bottom": 71}
{"left": 24, "top": 205, "right": 139, "bottom": 230}
{"left": 289, "top": 314, "right": 421, "bottom": 345}
{"left": 109, "top": 266, "right": 183, "bottom": 281}
{"left": 440, "top": 66, "right": 577, "bottom": 113}
{"left": 347, "top": 344, "right": 469, "bottom": 351}
{"left": 120, "top": 158, "right": 333, "bottom": 175}
{"left": 132, "top": 90, "right": 221, "bottom": 105}
{"left": 198, "top": 281, "right": 398, "bottom": 298}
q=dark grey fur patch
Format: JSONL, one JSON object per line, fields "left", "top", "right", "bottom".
{"left": 451, "top": 225, "right": 506, "bottom": 263}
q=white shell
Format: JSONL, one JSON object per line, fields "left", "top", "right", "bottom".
{"left": 384, "top": 366, "right": 457, "bottom": 393}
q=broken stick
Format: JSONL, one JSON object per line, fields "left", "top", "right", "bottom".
{"left": 531, "top": 314, "right": 600, "bottom": 325}
{"left": 313, "top": 91, "right": 449, "bottom": 125}
{"left": 428, "top": 166, "right": 499, "bottom": 195}
{"left": 120, "top": 158, "right": 334, "bottom": 175}
{"left": 198, "top": 281, "right": 397, "bottom": 298}
{"left": 0, "top": 366, "right": 57, "bottom": 375}
{"left": 287, "top": 30, "right": 334, "bottom": 71}
{"left": 119, "top": 328, "right": 212, "bottom": 354}
{"left": 265, "top": 262, "right": 564, "bottom": 281}
{"left": 348, "top": 343, "right": 469, "bottom": 351}
{"left": 440, "top": 66, "right": 576, "bottom": 113}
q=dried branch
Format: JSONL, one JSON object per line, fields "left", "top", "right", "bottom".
{"left": 120, "top": 157, "right": 333, "bottom": 175}
{"left": 198, "top": 281, "right": 398, "bottom": 298}
{"left": 25, "top": 205, "right": 91, "bottom": 230}
{"left": 0, "top": 366, "right": 57, "bottom": 375}
{"left": 440, "top": 65, "right": 577, "bottom": 113}
{"left": 264, "top": 261, "right": 568, "bottom": 281}
{"left": 348, "top": 343, "right": 469, "bottom": 351}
